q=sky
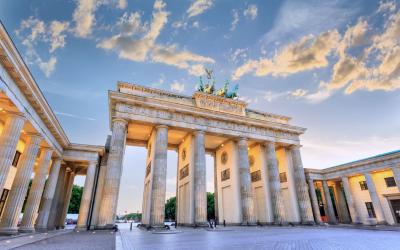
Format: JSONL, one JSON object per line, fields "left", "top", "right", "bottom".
{"left": 1, "top": 0, "right": 399, "bottom": 214}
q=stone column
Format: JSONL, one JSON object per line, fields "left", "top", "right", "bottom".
{"left": 391, "top": 166, "right": 400, "bottom": 191}
{"left": 57, "top": 170, "right": 75, "bottom": 229}
{"left": 193, "top": 131, "right": 207, "bottom": 226}
{"left": 306, "top": 177, "right": 322, "bottom": 224}
{"left": 364, "top": 172, "right": 386, "bottom": 224}
{"left": 0, "top": 133, "right": 41, "bottom": 235}
{"left": 341, "top": 176, "right": 361, "bottom": 224}
{"left": 213, "top": 153, "right": 219, "bottom": 224}
{"left": 76, "top": 161, "right": 97, "bottom": 229}
{"left": 289, "top": 145, "right": 314, "bottom": 224}
{"left": 19, "top": 148, "right": 53, "bottom": 233}
{"left": 149, "top": 125, "right": 168, "bottom": 227}
{"left": 264, "top": 141, "right": 286, "bottom": 225}
{"left": 35, "top": 157, "right": 62, "bottom": 231}
{"left": 0, "top": 112, "right": 25, "bottom": 196}
{"left": 333, "top": 181, "right": 351, "bottom": 223}
{"left": 237, "top": 138, "right": 255, "bottom": 225}
{"left": 322, "top": 180, "right": 337, "bottom": 224}
{"left": 97, "top": 119, "right": 127, "bottom": 228}
{"left": 47, "top": 165, "right": 66, "bottom": 230}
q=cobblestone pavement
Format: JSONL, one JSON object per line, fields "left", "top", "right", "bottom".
{"left": 13, "top": 230, "right": 115, "bottom": 250}
{"left": 117, "top": 225, "right": 400, "bottom": 250}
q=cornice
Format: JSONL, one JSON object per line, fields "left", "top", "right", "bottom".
{"left": 109, "top": 90, "right": 306, "bottom": 135}
{"left": 0, "top": 22, "right": 70, "bottom": 149}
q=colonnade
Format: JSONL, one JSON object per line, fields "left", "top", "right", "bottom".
{"left": 0, "top": 111, "right": 99, "bottom": 235}
{"left": 95, "top": 119, "right": 315, "bottom": 229}
{"left": 307, "top": 166, "right": 400, "bottom": 225}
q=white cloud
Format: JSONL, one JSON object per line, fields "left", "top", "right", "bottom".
{"left": 16, "top": 17, "right": 69, "bottom": 77}
{"left": 230, "top": 9, "right": 239, "bottom": 31}
{"left": 377, "top": 0, "right": 396, "bottom": 13}
{"left": 232, "top": 29, "right": 340, "bottom": 80}
{"left": 244, "top": 4, "right": 258, "bottom": 20}
{"left": 230, "top": 48, "right": 247, "bottom": 63}
{"left": 73, "top": 0, "right": 97, "bottom": 38}
{"left": 118, "top": 0, "right": 127, "bottom": 9}
{"left": 38, "top": 57, "right": 57, "bottom": 77}
{"left": 98, "top": 0, "right": 214, "bottom": 75}
{"left": 49, "top": 21, "right": 70, "bottom": 52}
{"left": 187, "top": 0, "right": 214, "bottom": 18}
{"left": 170, "top": 81, "right": 185, "bottom": 93}
{"left": 290, "top": 89, "right": 308, "bottom": 97}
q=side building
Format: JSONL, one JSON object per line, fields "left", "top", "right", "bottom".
{"left": 305, "top": 150, "right": 400, "bottom": 226}
{"left": 0, "top": 22, "right": 103, "bottom": 235}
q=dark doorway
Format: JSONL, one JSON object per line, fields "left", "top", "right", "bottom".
{"left": 390, "top": 199, "right": 400, "bottom": 223}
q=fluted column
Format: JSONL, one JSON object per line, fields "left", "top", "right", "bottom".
{"left": 19, "top": 148, "right": 53, "bottom": 233}
{"left": 306, "top": 177, "right": 322, "bottom": 224}
{"left": 0, "top": 133, "right": 41, "bottom": 235}
{"left": 47, "top": 165, "right": 66, "bottom": 230}
{"left": 364, "top": 172, "right": 386, "bottom": 224}
{"left": 76, "top": 161, "right": 97, "bottom": 229}
{"left": 391, "top": 166, "right": 400, "bottom": 191}
{"left": 149, "top": 125, "right": 168, "bottom": 227}
{"left": 35, "top": 157, "right": 62, "bottom": 231}
{"left": 237, "top": 138, "right": 255, "bottom": 225}
{"left": 97, "top": 119, "right": 127, "bottom": 228}
{"left": 289, "top": 145, "right": 314, "bottom": 224}
{"left": 193, "top": 131, "right": 207, "bottom": 226}
{"left": 0, "top": 112, "right": 25, "bottom": 196}
{"left": 57, "top": 170, "right": 75, "bottom": 229}
{"left": 341, "top": 176, "right": 360, "bottom": 224}
{"left": 213, "top": 153, "right": 219, "bottom": 224}
{"left": 264, "top": 141, "right": 286, "bottom": 224}
{"left": 322, "top": 180, "right": 337, "bottom": 224}
{"left": 334, "top": 181, "right": 351, "bottom": 223}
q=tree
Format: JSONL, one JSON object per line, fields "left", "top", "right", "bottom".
{"left": 165, "top": 197, "right": 176, "bottom": 221}
{"left": 207, "top": 192, "right": 215, "bottom": 220}
{"left": 163, "top": 193, "right": 216, "bottom": 222}
{"left": 68, "top": 185, "right": 83, "bottom": 213}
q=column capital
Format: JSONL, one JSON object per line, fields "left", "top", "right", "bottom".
{"left": 155, "top": 124, "right": 168, "bottom": 130}
{"left": 3, "top": 110, "right": 26, "bottom": 120}
{"left": 112, "top": 117, "right": 128, "bottom": 125}
{"left": 192, "top": 130, "right": 205, "bottom": 136}
{"left": 25, "top": 132, "right": 42, "bottom": 140}
{"left": 262, "top": 140, "right": 275, "bottom": 147}
{"left": 289, "top": 144, "right": 302, "bottom": 150}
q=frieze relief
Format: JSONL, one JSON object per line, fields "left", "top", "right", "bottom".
{"left": 194, "top": 92, "right": 247, "bottom": 116}
{"left": 116, "top": 104, "right": 300, "bottom": 142}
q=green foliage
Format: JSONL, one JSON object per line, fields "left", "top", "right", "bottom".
{"left": 165, "top": 196, "right": 176, "bottom": 221}
{"left": 68, "top": 185, "right": 83, "bottom": 214}
{"left": 120, "top": 213, "right": 142, "bottom": 221}
{"left": 22, "top": 180, "right": 32, "bottom": 213}
{"left": 207, "top": 192, "right": 215, "bottom": 220}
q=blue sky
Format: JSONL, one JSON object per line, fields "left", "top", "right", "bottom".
{"left": 1, "top": 0, "right": 399, "bottom": 214}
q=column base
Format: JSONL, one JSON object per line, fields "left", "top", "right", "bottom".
{"left": 301, "top": 220, "right": 315, "bottom": 226}
{"left": 75, "top": 225, "right": 88, "bottom": 231}
{"left": 0, "top": 227, "right": 19, "bottom": 236}
{"left": 240, "top": 221, "right": 257, "bottom": 226}
{"left": 95, "top": 224, "right": 117, "bottom": 230}
{"left": 35, "top": 226, "right": 51, "bottom": 232}
{"left": 194, "top": 222, "right": 209, "bottom": 227}
{"left": 139, "top": 224, "right": 169, "bottom": 231}
{"left": 18, "top": 227, "right": 35, "bottom": 233}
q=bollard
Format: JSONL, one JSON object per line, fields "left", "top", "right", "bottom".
{"left": 130, "top": 222, "right": 133, "bottom": 231}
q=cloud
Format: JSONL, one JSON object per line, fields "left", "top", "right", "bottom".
{"left": 290, "top": 89, "right": 308, "bottom": 97}
{"left": 187, "top": 0, "right": 214, "bottom": 18}
{"left": 377, "top": 0, "right": 396, "bottom": 13}
{"left": 98, "top": 0, "right": 214, "bottom": 76}
{"left": 38, "top": 57, "right": 57, "bottom": 77}
{"left": 49, "top": 21, "right": 70, "bottom": 52}
{"left": 230, "top": 48, "right": 247, "bottom": 64}
{"left": 232, "top": 29, "right": 340, "bottom": 80}
{"left": 170, "top": 81, "right": 185, "bottom": 93}
{"left": 73, "top": 0, "right": 97, "bottom": 38}
{"left": 244, "top": 4, "right": 258, "bottom": 20}
{"left": 54, "top": 111, "right": 96, "bottom": 121}
{"left": 230, "top": 9, "right": 239, "bottom": 31}
{"left": 16, "top": 17, "right": 70, "bottom": 77}
{"left": 304, "top": 11, "right": 400, "bottom": 102}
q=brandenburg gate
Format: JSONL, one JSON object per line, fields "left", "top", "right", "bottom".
{"left": 94, "top": 82, "right": 315, "bottom": 229}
